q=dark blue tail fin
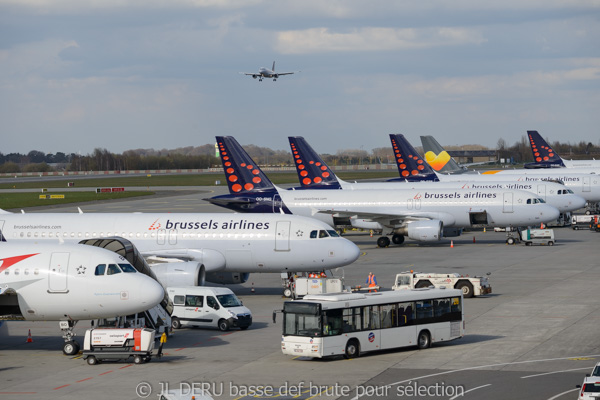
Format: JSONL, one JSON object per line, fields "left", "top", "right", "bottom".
{"left": 216, "top": 136, "right": 277, "bottom": 194}
{"left": 524, "top": 130, "right": 565, "bottom": 168}
{"left": 388, "top": 134, "right": 439, "bottom": 181}
{"left": 288, "top": 137, "right": 341, "bottom": 189}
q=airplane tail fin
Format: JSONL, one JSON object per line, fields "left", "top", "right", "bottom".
{"left": 272, "top": 61, "right": 275, "bottom": 71}
{"left": 525, "top": 130, "right": 565, "bottom": 168}
{"left": 388, "top": 134, "right": 439, "bottom": 181}
{"left": 216, "top": 136, "right": 276, "bottom": 195}
{"left": 288, "top": 137, "right": 342, "bottom": 189}
{"left": 420, "top": 135, "right": 464, "bottom": 174}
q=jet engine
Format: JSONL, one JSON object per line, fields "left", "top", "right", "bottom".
{"left": 151, "top": 262, "right": 206, "bottom": 287}
{"left": 206, "top": 272, "right": 250, "bottom": 285}
{"left": 395, "top": 220, "right": 443, "bottom": 242}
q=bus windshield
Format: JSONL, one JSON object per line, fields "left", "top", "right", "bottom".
{"left": 283, "top": 303, "right": 321, "bottom": 337}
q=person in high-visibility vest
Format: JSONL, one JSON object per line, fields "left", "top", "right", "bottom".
{"left": 366, "top": 272, "right": 377, "bottom": 292}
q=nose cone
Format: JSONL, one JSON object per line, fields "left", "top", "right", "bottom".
{"left": 342, "top": 239, "right": 361, "bottom": 265}
{"left": 541, "top": 205, "right": 560, "bottom": 222}
{"left": 570, "top": 195, "right": 587, "bottom": 211}
{"left": 140, "top": 276, "right": 165, "bottom": 308}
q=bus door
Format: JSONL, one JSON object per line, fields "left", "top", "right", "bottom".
{"left": 275, "top": 221, "right": 290, "bottom": 251}
{"left": 503, "top": 192, "right": 514, "bottom": 213}
{"left": 360, "top": 306, "right": 382, "bottom": 352}
{"left": 48, "top": 252, "right": 70, "bottom": 293}
{"left": 583, "top": 176, "right": 591, "bottom": 192}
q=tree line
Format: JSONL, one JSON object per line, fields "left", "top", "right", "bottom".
{"left": 1, "top": 137, "right": 598, "bottom": 173}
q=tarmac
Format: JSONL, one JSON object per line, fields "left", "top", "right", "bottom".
{"left": 1, "top": 188, "right": 599, "bottom": 400}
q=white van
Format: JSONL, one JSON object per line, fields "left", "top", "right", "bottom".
{"left": 167, "top": 287, "right": 252, "bottom": 331}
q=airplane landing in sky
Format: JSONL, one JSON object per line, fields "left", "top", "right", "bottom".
{"left": 0, "top": 242, "right": 164, "bottom": 354}
{"left": 242, "top": 61, "right": 298, "bottom": 81}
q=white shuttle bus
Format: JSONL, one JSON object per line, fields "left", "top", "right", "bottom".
{"left": 279, "top": 288, "right": 464, "bottom": 359}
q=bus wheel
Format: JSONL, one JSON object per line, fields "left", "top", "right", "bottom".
{"left": 344, "top": 340, "right": 360, "bottom": 359}
{"left": 417, "top": 330, "right": 431, "bottom": 349}
{"left": 455, "top": 281, "right": 474, "bottom": 298}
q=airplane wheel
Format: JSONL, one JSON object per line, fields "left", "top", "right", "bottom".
{"left": 377, "top": 237, "right": 390, "bottom": 248}
{"left": 63, "top": 340, "right": 80, "bottom": 356}
{"left": 506, "top": 237, "right": 515, "bottom": 245}
{"left": 392, "top": 234, "right": 405, "bottom": 245}
{"left": 283, "top": 288, "right": 292, "bottom": 298}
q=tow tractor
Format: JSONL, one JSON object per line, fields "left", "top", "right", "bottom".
{"left": 281, "top": 271, "right": 348, "bottom": 299}
{"left": 392, "top": 271, "right": 491, "bottom": 298}
{"left": 82, "top": 328, "right": 165, "bottom": 365}
{"left": 506, "top": 228, "right": 555, "bottom": 246}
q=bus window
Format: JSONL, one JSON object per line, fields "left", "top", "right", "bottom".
{"left": 310, "top": 230, "right": 318, "bottom": 239}
{"left": 342, "top": 308, "right": 362, "bottom": 333}
{"left": 434, "top": 298, "right": 451, "bottom": 318}
{"left": 416, "top": 300, "right": 433, "bottom": 320}
{"left": 106, "top": 264, "right": 122, "bottom": 275}
{"left": 363, "top": 306, "right": 381, "bottom": 330}
{"left": 322, "top": 309, "right": 343, "bottom": 336}
{"left": 380, "top": 304, "right": 395, "bottom": 329}
{"left": 284, "top": 313, "right": 320, "bottom": 337}
{"left": 397, "top": 302, "right": 414, "bottom": 326}
{"left": 451, "top": 297, "right": 461, "bottom": 313}
{"left": 173, "top": 295, "right": 185, "bottom": 306}
{"left": 94, "top": 264, "right": 106, "bottom": 276}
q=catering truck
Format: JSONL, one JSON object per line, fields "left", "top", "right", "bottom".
{"left": 392, "top": 271, "right": 491, "bottom": 298}
{"left": 82, "top": 328, "right": 162, "bottom": 365}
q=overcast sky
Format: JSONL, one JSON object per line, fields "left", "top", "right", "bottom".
{"left": 1, "top": 0, "right": 599, "bottom": 155}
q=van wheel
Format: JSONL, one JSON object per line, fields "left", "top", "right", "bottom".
{"left": 417, "top": 330, "right": 431, "bottom": 349}
{"left": 455, "top": 281, "right": 474, "bottom": 298}
{"left": 344, "top": 339, "right": 360, "bottom": 359}
{"left": 218, "top": 319, "right": 230, "bottom": 332}
{"left": 574, "top": 226, "right": 579, "bottom": 230}
{"left": 171, "top": 317, "right": 181, "bottom": 330}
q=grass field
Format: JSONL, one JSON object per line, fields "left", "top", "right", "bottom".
{"left": 0, "top": 191, "right": 155, "bottom": 210}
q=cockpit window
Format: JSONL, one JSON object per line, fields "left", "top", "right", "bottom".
{"left": 527, "top": 198, "right": 545, "bottom": 204}
{"left": 95, "top": 264, "right": 106, "bottom": 276}
{"left": 310, "top": 230, "right": 318, "bottom": 239}
{"left": 327, "top": 230, "right": 340, "bottom": 237}
{"left": 119, "top": 264, "right": 137, "bottom": 273}
{"left": 319, "top": 230, "right": 329, "bottom": 238}
{"left": 106, "top": 264, "right": 122, "bottom": 275}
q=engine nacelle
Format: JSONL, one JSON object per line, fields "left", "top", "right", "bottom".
{"left": 206, "top": 272, "right": 250, "bottom": 285}
{"left": 395, "top": 220, "right": 443, "bottom": 242}
{"left": 349, "top": 218, "right": 383, "bottom": 230}
{"left": 151, "top": 262, "right": 206, "bottom": 287}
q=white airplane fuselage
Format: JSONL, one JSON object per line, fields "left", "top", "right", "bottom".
{"left": 0, "top": 213, "right": 359, "bottom": 274}
{"left": 0, "top": 242, "right": 164, "bottom": 321}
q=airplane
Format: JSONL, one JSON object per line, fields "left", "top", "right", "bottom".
{"left": 0, "top": 241, "right": 164, "bottom": 355}
{"left": 0, "top": 211, "right": 360, "bottom": 285}
{"left": 207, "top": 136, "right": 560, "bottom": 248}
{"left": 419, "top": 135, "right": 600, "bottom": 208}
{"left": 524, "top": 130, "right": 600, "bottom": 169}
{"left": 420, "top": 135, "right": 472, "bottom": 174}
{"left": 241, "top": 61, "right": 298, "bottom": 82}
{"left": 287, "top": 135, "right": 586, "bottom": 215}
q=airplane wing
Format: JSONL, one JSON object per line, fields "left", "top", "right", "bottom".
{"left": 275, "top": 72, "right": 297, "bottom": 76}
{"left": 316, "top": 209, "right": 456, "bottom": 228}
{"left": 141, "top": 249, "right": 226, "bottom": 272}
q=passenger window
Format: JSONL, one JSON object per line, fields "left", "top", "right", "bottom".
{"left": 185, "top": 295, "right": 203, "bottom": 307}
{"left": 119, "top": 264, "right": 137, "bottom": 273}
{"left": 310, "top": 230, "right": 318, "bottom": 239}
{"left": 95, "top": 264, "right": 106, "bottom": 276}
{"left": 173, "top": 295, "right": 185, "bottom": 305}
{"left": 207, "top": 296, "right": 219, "bottom": 310}
{"left": 106, "top": 264, "right": 122, "bottom": 275}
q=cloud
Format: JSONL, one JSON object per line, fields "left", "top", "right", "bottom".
{"left": 275, "top": 27, "right": 486, "bottom": 54}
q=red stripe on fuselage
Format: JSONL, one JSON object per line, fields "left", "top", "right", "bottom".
{"left": 0, "top": 253, "right": 39, "bottom": 273}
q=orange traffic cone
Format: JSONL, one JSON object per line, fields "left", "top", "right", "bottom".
{"left": 26, "top": 329, "right": 33, "bottom": 343}
{"left": 473, "top": 236, "right": 476, "bottom": 243}
{"left": 450, "top": 240, "right": 454, "bottom": 248}
{"left": 369, "top": 230, "right": 373, "bottom": 237}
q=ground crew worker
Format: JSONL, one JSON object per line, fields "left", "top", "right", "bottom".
{"left": 366, "top": 272, "right": 378, "bottom": 292}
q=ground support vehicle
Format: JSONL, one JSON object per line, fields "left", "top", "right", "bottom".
{"left": 392, "top": 271, "right": 491, "bottom": 298}
{"left": 82, "top": 328, "right": 163, "bottom": 365}
{"left": 572, "top": 215, "right": 599, "bottom": 230}
{"left": 520, "top": 228, "right": 555, "bottom": 246}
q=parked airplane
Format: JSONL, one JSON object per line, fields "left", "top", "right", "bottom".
{"left": 419, "top": 135, "right": 600, "bottom": 207}
{"left": 0, "top": 242, "right": 164, "bottom": 354}
{"left": 524, "top": 130, "right": 600, "bottom": 169}
{"left": 287, "top": 135, "right": 586, "bottom": 215}
{"left": 207, "top": 137, "right": 560, "bottom": 248}
{"left": 0, "top": 211, "right": 360, "bottom": 285}
{"left": 242, "top": 61, "right": 298, "bottom": 81}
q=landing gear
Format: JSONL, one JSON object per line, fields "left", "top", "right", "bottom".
{"left": 60, "top": 320, "right": 80, "bottom": 355}
{"left": 392, "top": 234, "right": 405, "bottom": 245}
{"left": 377, "top": 236, "right": 390, "bottom": 248}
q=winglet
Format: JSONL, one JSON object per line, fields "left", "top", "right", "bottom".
{"left": 388, "top": 134, "right": 439, "bottom": 182}
{"left": 288, "top": 137, "right": 342, "bottom": 189}
{"left": 216, "top": 136, "right": 276, "bottom": 195}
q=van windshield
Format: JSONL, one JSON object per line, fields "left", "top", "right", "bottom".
{"left": 217, "top": 294, "right": 242, "bottom": 308}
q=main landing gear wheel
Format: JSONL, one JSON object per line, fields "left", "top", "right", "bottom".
{"left": 377, "top": 237, "right": 391, "bottom": 248}
{"left": 63, "top": 340, "right": 80, "bottom": 356}
{"left": 392, "top": 234, "right": 405, "bottom": 245}
{"left": 506, "top": 237, "right": 515, "bottom": 245}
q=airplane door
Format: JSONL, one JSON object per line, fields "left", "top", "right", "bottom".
{"left": 415, "top": 199, "right": 421, "bottom": 210}
{"left": 583, "top": 176, "right": 591, "bottom": 192}
{"left": 503, "top": 192, "right": 514, "bottom": 213}
{"left": 157, "top": 229, "right": 166, "bottom": 245}
{"left": 275, "top": 221, "right": 291, "bottom": 251}
{"left": 48, "top": 252, "right": 70, "bottom": 293}
{"left": 273, "top": 195, "right": 283, "bottom": 213}
{"left": 537, "top": 184, "right": 546, "bottom": 201}
{"left": 169, "top": 229, "right": 178, "bottom": 245}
